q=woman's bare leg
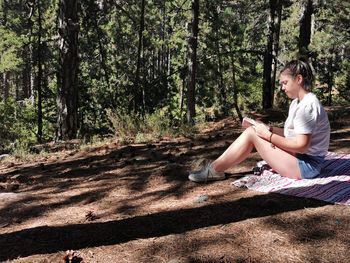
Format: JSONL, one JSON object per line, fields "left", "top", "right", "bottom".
{"left": 211, "top": 127, "right": 301, "bottom": 179}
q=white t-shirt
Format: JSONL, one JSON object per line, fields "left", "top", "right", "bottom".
{"left": 284, "top": 92, "right": 330, "bottom": 156}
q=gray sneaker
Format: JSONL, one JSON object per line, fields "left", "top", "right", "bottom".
{"left": 188, "top": 164, "right": 225, "bottom": 182}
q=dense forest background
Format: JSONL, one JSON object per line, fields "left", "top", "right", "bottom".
{"left": 0, "top": 0, "right": 349, "bottom": 154}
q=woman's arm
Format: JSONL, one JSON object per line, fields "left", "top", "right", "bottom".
{"left": 255, "top": 123, "right": 311, "bottom": 154}
{"left": 270, "top": 126, "right": 284, "bottom": 137}
{"left": 269, "top": 133, "right": 311, "bottom": 153}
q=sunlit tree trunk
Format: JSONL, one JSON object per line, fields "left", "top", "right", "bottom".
{"left": 27, "top": 1, "right": 36, "bottom": 104}
{"left": 56, "top": 0, "right": 79, "bottom": 140}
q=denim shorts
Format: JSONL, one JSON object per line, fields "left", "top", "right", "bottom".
{"left": 296, "top": 153, "right": 325, "bottom": 179}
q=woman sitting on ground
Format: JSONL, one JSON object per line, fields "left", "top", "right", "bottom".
{"left": 189, "top": 59, "right": 330, "bottom": 182}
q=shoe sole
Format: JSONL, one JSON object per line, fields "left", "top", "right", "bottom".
{"left": 188, "top": 174, "right": 226, "bottom": 183}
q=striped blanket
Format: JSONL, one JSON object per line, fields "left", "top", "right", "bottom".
{"left": 232, "top": 152, "right": 350, "bottom": 205}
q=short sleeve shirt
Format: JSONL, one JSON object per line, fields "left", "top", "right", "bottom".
{"left": 284, "top": 92, "right": 330, "bottom": 156}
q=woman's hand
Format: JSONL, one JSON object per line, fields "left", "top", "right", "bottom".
{"left": 254, "top": 122, "right": 272, "bottom": 141}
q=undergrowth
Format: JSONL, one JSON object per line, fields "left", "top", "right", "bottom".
{"left": 106, "top": 108, "right": 199, "bottom": 144}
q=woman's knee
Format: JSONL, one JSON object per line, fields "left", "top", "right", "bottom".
{"left": 243, "top": 126, "right": 261, "bottom": 143}
{"left": 244, "top": 126, "right": 256, "bottom": 138}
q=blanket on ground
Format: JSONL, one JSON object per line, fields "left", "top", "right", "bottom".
{"left": 232, "top": 152, "right": 350, "bottom": 205}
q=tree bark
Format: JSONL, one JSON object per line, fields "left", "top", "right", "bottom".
{"left": 271, "top": 0, "right": 282, "bottom": 105}
{"left": 180, "top": 76, "right": 185, "bottom": 120}
{"left": 263, "top": 0, "right": 283, "bottom": 109}
{"left": 56, "top": 0, "right": 79, "bottom": 140}
{"left": 299, "top": 0, "right": 313, "bottom": 56}
{"left": 229, "top": 31, "right": 242, "bottom": 121}
{"left": 21, "top": 54, "right": 35, "bottom": 103}
{"left": 92, "top": 8, "right": 110, "bottom": 89}
{"left": 262, "top": 0, "right": 277, "bottom": 109}
{"left": 26, "top": 6, "right": 36, "bottom": 103}
{"left": 22, "top": 45, "right": 31, "bottom": 100}
{"left": 134, "top": 0, "right": 146, "bottom": 113}
{"left": 3, "top": 72, "right": 10, "bottom": 101}
{"left": 37, "top": 0, "right": 43, "bottom": 143}
{"left": 1, "top": 1, "right": 9, "bottom": 101}
{"left": 186, "top": 0, "right": 199, "bottom": 124}
{"left": 213, "top": 8, "right": 227, "bottom": 116}
{"left": 230, "top": 54, "right": 242, "bottom": 122}
{"left": 326, "top": 58, "right": 334, "bottom": 106}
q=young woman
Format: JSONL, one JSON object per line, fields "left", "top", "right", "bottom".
{"left": 189, "top": 59, "right": 330, "bottom": 182}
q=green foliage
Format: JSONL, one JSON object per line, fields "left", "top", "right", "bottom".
{"left": 311, "top": 1, "right": 349, "bottom": 87}
{"left": 0, "top": 99, "right": 36, "bottom": 153}
{"left": 1, "top": 0, "right": 349, "bottom": 152}
{"left": 107, "top": 106, "right": 197, "bottom": 144}
{"left": 106, "top": 109, "right": 143, "bottom": 141}
{"left": 0, "top": 26, "right": 24, "bottom": 72}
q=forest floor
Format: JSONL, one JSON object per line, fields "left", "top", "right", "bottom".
{"left": 0, "top": 107, "right": 350, "bottom": 263}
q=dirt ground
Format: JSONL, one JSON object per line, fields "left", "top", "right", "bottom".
{"left": 0, "top": 107, "right": 350, "bottom": 263}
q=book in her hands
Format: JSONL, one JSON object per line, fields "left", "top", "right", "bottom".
{"left": 242, "top": 117, "right": 257, "bottom": 128}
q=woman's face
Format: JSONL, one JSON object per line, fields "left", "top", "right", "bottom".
{"left": 279, "top": 72, "right": 302, "bottom": 99}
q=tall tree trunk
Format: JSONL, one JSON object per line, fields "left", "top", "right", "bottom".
{"left": 262, "top": 0, "right": 277, "bottom": 109}
{"left": 179, "top": 65, "right": 187, "bottom": 121}
{"left": 134, "top": 0, "right": 145, "bottom": 113}
{"left": 93, "top": 11, "right": 110, "bottom": 89}
{"left": 28, "top": 5, "right": 35, "bottom": 104}
{"left": 3, "top": 72, "right": 10, "bottom": 101}
{"left": 213, "top": 9, "right": 227, "bottom": 116}
{"left": 217, "top": 50, "right": 226, "bottom": 115}
{"left": 23, "top": 45, "right": 35, "bottom": 103}
{"left": 161, "top": 1, "right": 169, "bottom": 92}
{"left": 229, "top": 32, "right": 242, "bottom": 121}
{"left": 29, "top": 47, "right": 35, "bottom": 104}
{"left": 56, "top": 0, "right": 79, "bottom": 140}
{"left": 327, "top": 78, "right": 333, "bottom": 106}
{"left": 299, "top": 0, "right": 313, "bottom": 56}
{"left": 15, "top": 74, "right": 20, "bottom": 100}
{"left": 271, "top": 0, "right": 282, "bottom": 105}
{"left": 326, "top": 58, "right": 334, "bottom": 106}
{"left": 1, "top": 0, "right": 9, "bottom": 101}
{"left": 22, "top": 45, "right": 31, "bottom": 100}
{"left": 36, "top": 0, "right": 43, "bottom": 143}
{"left": 180, "top": 76, "right": 185, "bottom": 120}
{"left": 186, "top": 0, "right": 199, "bottom": 124}
{"left": 230, "top": 53, "right": 242, "bottom": 122}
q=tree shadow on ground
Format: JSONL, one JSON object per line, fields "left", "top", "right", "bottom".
{"left": 0, "top": 193, "right": 327, "bottom": 261}
{"left": 1, "top": 112, "right": 350, "bottom": 262}
{"left": 0, "top": 125, "right": 240, "bottom": 227}
{"left": 262, "top": 212, "right": 350, "bottom": 263}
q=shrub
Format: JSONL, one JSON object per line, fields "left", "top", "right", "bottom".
{"left": 107, "top": 107, "right": 187, "bottom": 143}
{"left": 0, "top": 99, "right": 36, "bottom": 153}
